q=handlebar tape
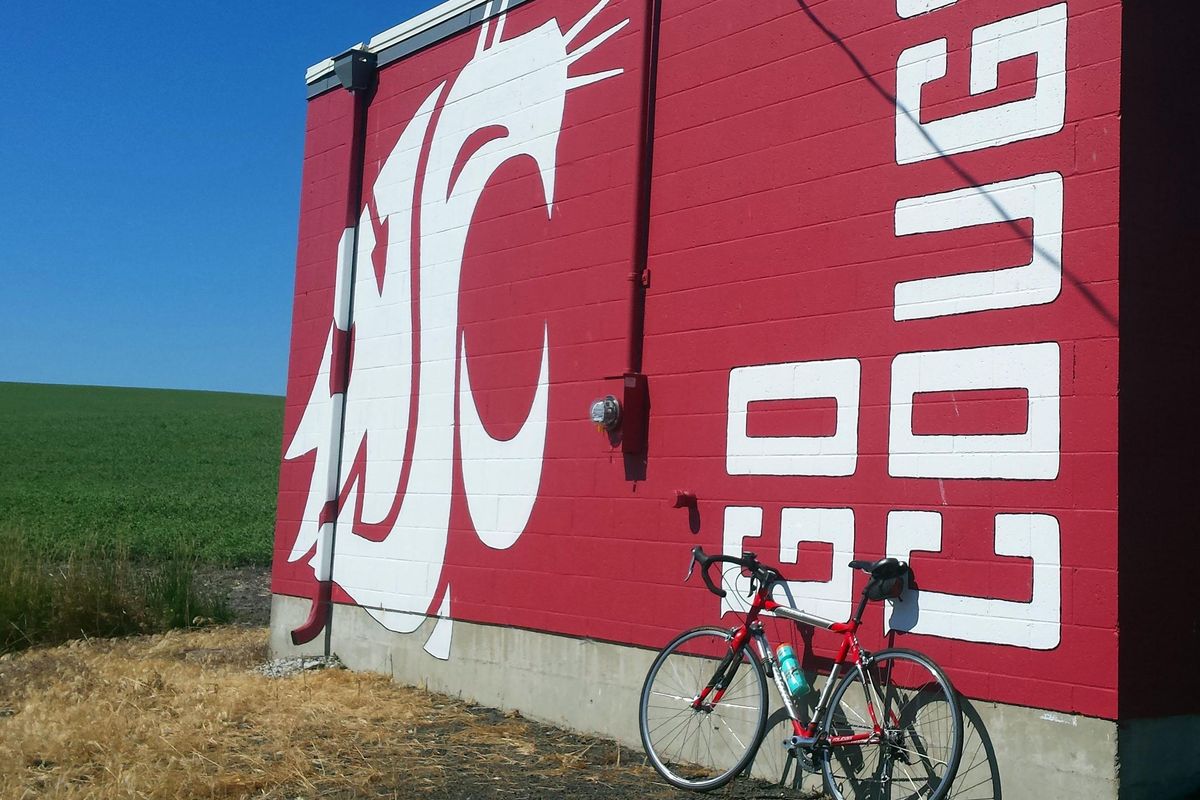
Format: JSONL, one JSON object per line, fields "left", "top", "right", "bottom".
{"left": 691, "top": 546, "right": 763, "bottom": 599}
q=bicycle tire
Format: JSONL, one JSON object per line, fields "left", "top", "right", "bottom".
{"left": 638, "top": 626, "right": 769, "bottom": 791}
{"left": 821, "top": 648, "right": 963, "bottom": 800}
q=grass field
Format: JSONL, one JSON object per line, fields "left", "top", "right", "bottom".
{"left": 0, "top": 382, "right": 283, "bottom": 564}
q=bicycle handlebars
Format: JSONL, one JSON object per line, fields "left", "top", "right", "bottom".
{"left": 688, "top": 546, "right": 911, "bottom": 599}
{"left": 688, "top": 546, "right": 782, "bottom": 599}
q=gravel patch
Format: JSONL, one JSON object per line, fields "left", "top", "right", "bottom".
{"left": 252, "top": 653, "right": 344, "bottom": 678}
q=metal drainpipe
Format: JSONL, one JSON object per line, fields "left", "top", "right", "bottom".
{"left": 617, "top": 0, "right": 662, "bottom": 457}
{"left": 289, "top": 48, "right": 377, "bottom": 652}
{"left": 628, "top": 0, "right": 662, "bottom": 374}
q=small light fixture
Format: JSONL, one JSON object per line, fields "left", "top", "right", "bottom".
{"left": 590, "top": 395, "right": 621, "bottom": 432}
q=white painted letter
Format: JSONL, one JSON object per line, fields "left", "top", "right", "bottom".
{"left": 894, "top": 172, "right": 1063, "bottom": 320}
{"left": 721, "top": 506, "right": 764, "bottom": 618}
{"left": 727, "top": 359, "right": 861, "bottom": 477}
{"left": 896, "top": 5, "right": 1067, "bottom": 164}
{"left": 776, "top": 508, "right": 855, "bottom": 622}
{"left": 886, "top": 511, "right": 1061, "bottom": 649}
{"left": 897, "top": 0, "right": 956, "bottom": 18}
{"left": 889, "top": 343, "right": 1060, "bottom": 479}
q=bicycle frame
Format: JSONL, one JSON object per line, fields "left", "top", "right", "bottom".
{"left": 693, "top": 577, "right": 887, "bottom": 750}
{"left": 642, "top": 548, "right": 959, "bottom": 798}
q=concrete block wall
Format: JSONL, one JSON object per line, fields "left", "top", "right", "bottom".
{"left": 273, "top": 0, "right": 658, "bottom": 649}
{"left": 643, "top": 0, "right": 1120, "bottom": 718}
{"left": 271, "top": 0, "right": 1200, "bottom": 796}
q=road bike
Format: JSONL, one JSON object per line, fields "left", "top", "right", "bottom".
{"left": 638, "top": 547, "right": 963, "bottom": 799}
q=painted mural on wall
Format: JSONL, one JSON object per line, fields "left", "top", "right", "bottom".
{"left": 281, "top": 0, "right": 633, "bottom": 658}
{"left": 276, "top": 0, "right": 1120, "bottom": 717}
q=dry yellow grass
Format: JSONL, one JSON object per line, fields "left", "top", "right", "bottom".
{"left": 0, "top": 626, "right": 690, "bottom": 800}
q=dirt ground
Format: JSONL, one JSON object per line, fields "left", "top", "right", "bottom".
{"left": 193, "top": 565, "right": 274, "bottom": 626}
{"left": 0, "top": 571, "right": 819, "bottom": 800}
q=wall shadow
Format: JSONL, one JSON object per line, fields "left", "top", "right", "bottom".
{"left": 951, "top": 697, "right": 1003, "bottom": 799}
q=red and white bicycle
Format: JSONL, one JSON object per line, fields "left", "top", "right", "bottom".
{"left": 638, "top": 547, "right": 963, "bottom": 799}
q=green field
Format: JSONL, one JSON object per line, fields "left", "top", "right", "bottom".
{"left": 0, "top": 382, "right": 283, "bottom": 564}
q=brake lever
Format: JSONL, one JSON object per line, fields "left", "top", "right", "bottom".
{"left": 685, "top": 557, "right": 696, "bottom": 583}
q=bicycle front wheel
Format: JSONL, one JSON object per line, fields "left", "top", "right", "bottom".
{"left": 821, "top": 648, "right": 963, "bottom": 800}
{"left": 638, "top": 626, "right": 768, "bottom": 790}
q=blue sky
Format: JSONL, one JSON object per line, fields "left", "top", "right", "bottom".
{"left": 0, "top": 2, "right": 439, "bottom": 396}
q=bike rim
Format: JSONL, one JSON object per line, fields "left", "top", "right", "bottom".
{"left": 640, "top": 628, "right": 766, "bottom": 789}
{"left": 822, "top": 652, "right": 961, "bottom": 800}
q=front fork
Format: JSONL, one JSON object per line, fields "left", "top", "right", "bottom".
{"left": 692, "top": 626, "right": 754, "bottom": 710}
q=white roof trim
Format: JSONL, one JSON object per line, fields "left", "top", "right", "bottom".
{"left": 367, "top": 0, "right": 492, "bottom": 51}
{"left": 305, "top": 0, "right": 493, "bottom": 85}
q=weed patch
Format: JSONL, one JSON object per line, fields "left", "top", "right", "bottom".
{"left": 0, "top": 530, "right": 232, "bottom": 654}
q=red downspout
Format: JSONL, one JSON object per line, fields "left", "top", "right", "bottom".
{"left": 290, "top": 48, "right": 377, "bottom": 649}
{"left": 618, "top": 0, "right": 662, "bottom": 457}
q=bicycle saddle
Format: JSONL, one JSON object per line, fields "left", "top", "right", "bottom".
{"left": 848, "top": 557, "right": 907, "bottom": 579}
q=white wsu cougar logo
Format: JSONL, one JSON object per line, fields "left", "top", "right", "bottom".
{"left": 285, "top": 0, "right": 628, "bottom": 658}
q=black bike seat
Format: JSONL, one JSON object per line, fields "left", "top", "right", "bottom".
{"left": 848, "top": 557, "right": 905, "bottom": 578}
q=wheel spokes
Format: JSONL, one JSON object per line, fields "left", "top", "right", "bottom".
{"left": 823, "top": 652, "right": 961, "bottom": 800}
{"left": 639, "top": 628, "right": 767, "bottom": 790}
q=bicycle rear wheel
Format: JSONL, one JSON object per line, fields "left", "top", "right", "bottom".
{"left": 821, "top": 649, "right": 962, "bottom": 800}
{"left": 638, "top": 626, "right": 768, "bottom": 790}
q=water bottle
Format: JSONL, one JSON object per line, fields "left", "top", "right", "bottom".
{"left": 775, "top": 644, "right": 810, "bottom": 697}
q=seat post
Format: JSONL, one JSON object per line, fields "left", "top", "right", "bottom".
{"left": 851, "top": 589, "right": 871, "bottom": 625}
